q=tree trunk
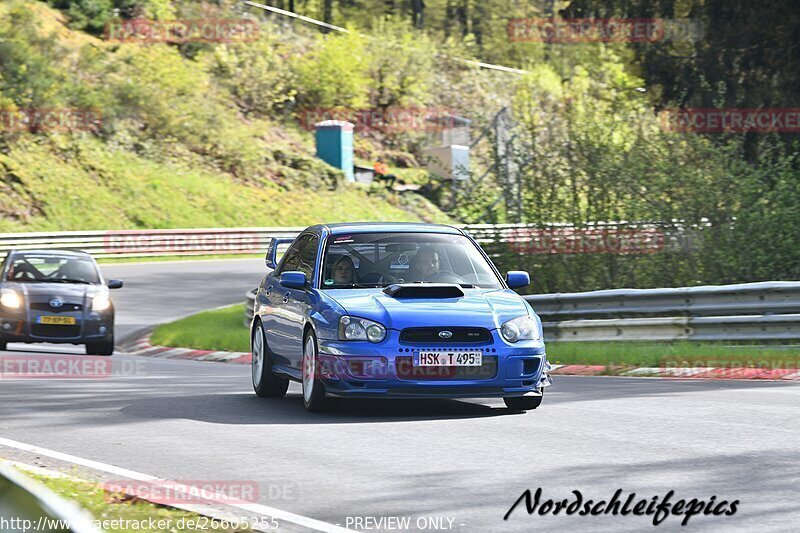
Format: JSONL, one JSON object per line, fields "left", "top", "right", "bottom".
{"left": 412, "top": 0, "right": 425, "bottom": 29}
{"left": 323, "top": 0, "right": 333, "bottom": 24}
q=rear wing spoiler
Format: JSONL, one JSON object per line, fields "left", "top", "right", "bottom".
{"left": 265, "top": 237, "right": 296, "bottom": 270}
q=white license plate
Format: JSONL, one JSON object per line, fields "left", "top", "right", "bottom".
{"left": 414, "top": 351, "right": 483, "bottom": 367}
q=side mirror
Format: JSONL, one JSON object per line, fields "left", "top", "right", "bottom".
{"left": 505, "top": 271, "right": 530, "bottom": 289}
{"left": 107, "top": 279, "right": 123, "bottom": 289}
{"left": 280, "top": 271, "right": 307, "bottom": 289}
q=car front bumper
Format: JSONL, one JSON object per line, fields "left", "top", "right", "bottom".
{"left": 316, "top": 331, "right": 551, "bottom": 399}
{"left": 0, "top": 309, "right": 114, "bottom": 345}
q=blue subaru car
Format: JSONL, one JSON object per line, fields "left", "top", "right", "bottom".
{"left": 250, "top": 223, "right": 551, "bottom": 412}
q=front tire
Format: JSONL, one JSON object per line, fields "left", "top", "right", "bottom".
{"left": 0, "top": 341, "right": 6, "bottom": 351}
{"left": 252, "top": 322, "right": 289, "bottom": 398}
{"left": 86, "top": 338, "right": 114, "bottom": 356}
{"left": 504, "top": 392, "right": 543, "bottom": 411}
{"left": 302, "top": 330, "right": 339, "bottom": 412}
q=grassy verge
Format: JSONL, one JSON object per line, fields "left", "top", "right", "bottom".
{"left": 150, "top": 306, "right": 800, "bottom": 370}
{"left": 548, "top": 342, "right": 800, "bottom": 369}
{"left": 0, "top": 137, "right": 449, "bottom": 233}
{"left": 150, "top": 305, "right": 249, "bottom": 353}
{"left": 28, "top": 471, "right": 250, "bottom": 532}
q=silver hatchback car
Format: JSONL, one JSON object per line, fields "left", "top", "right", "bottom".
{"left": 0, "top": 249, "right": 122, "bottom": 355}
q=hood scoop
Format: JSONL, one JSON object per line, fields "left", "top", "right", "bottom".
{"left": 382, "top": 283, "right": 465, "bottom": 299}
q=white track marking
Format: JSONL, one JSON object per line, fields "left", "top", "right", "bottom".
{"left": 0, "top": 437, "right": 349, "bottom": 533}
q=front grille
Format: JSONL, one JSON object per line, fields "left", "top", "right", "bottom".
{"left": 396, "top": 356, "right": 497, "bottom": 380}
{"left": 30, "top": 324, "right": 81, "bottom": 338}
{"left": 399, "top": 327, "right": 492, "bottom": 344}
{"left": 30, "top": 303, "right": 83, "bottom": 312}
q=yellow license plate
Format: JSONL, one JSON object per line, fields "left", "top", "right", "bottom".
{"left": 37, "top": 316, "right": 76, "bottom": 325}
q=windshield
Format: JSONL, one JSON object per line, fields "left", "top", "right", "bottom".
{"left": 6, "top": 253, "right": 101, "bottom": 284}
{"left": 321, "top": 232, "right": 502, "bottom": 289}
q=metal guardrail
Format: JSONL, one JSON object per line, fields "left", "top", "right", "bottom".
{"left": 0, "top": 227, "right": 304, "bottom": 259}
{"left": 526, "top": 281, "right": 800, "bottom": 319}
{"left": 0, "top": 464, "right": 100, "bottom": 533}
{"left": 544, "top": 314, "right": 800, "bottom": 342}
{"left": 530, "top": 281, "right": 800, "bottom": 342}
{"left": 244, "top": 281, "right": 800, "bottom": 342}
{"left": 0, "top": 223, "right": 684, "bottom": 259}
{"left": 9, "top": 225, "right": 786, "bottom": 342}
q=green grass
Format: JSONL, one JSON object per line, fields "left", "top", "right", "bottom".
{"left": 0, "top": 137, "right": 450, "bottom": 233}
{"left": 548, "top": 341, "right": 800, "bottom": 368}
{"left": 151, "top": 304, "right": 249, "bottom": 353}
{"left": 28, "top": 471, "right": 250, "bottom": 532}
{"left": 151, "top": 306, "right": 800, "bottom": 370}
{"left": 0, "top": 3, "right": 451, "bottom": 234}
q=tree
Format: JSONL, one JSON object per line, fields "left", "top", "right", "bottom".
{"left": 323, "top": 0, "right": 333, "bottom": 25}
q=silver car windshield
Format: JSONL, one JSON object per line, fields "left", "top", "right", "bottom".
{"left": 6, "top": 253, "right": 101, "bottom": 284}
{"left": 321, "top": 232, "right": 502, "bottom": 289}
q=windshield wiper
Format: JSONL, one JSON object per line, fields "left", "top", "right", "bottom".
{"left": 44, "top": 278, "right": 92, "bottom": 285}
{"left": 458, "top": 284, "right": 477, "bottom": 288}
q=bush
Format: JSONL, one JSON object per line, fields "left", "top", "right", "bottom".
{"left": 366, "top": 19, "right": 434, "bottom": 109}
{"left": 468, "top": 51, "right": 800, "bottom": 292}
{"left": 204, "top": 32, "right": 297, "bottom": 117}
{"left": 46, "top": 0, "right": 176, "bottom": 33}
{"left": 0, "top": 4, "right": 70, "bottom": 111}
{"left": 292, "top": 30, "right": 371, "bottom": 109}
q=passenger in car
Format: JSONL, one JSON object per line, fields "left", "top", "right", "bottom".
{"left": 332, "top": 256, "right": 358, "bottom": 285}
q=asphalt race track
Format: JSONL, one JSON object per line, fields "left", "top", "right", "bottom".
{"left": 101, "top": 258, "right": 268, "bottom": 339}
{"left": 1, "top": 259, "right": 798, "bottom": 532}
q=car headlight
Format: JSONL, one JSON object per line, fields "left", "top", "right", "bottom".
{"left": 0, "top": 290, "right": 21, "bottom": 309}
{"left": 339, "top": 316, "right": 387, "bottom": 343}
{"left": 500, "top": 315, "right": 541, "bottom": 343}
{"left": 91, "top": 293, "right": 111, "bottom": 312}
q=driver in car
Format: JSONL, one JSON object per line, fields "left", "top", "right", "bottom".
{"left": 56, "top": 259, "right": 95, "bottom": 283}
{"left": 408, "top": 246, "right": 440, "bottom": 282}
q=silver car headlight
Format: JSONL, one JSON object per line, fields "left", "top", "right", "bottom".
{"left": 338, "top": 316, "right": 387, "bottom": 343}
{"left": 0, "top": 289, "right": 21, "bottom": 309}
{"left": 91, "top": 293, "right": 111, "bottom": 312}
{"left": 500, "top": 315, "right": 541, "bottom": 343}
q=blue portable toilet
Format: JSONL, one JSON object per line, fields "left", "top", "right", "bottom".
{"left": 315, "top": 120, "right": 354, "bottom": 182}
